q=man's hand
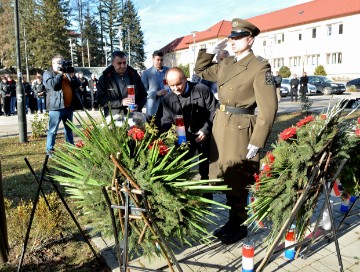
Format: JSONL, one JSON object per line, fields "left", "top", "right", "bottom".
{"left": 195, "top": 130, "right": 206, "bottom": 143}
{"left": 246, "top": 144, "right": 259, "bottom": 159}
{"left": 156, "top": 89, "right": 168, "bottom": 96}
{"left": 212, "top": 38, "right": 228, "bottom": 54}
{"left": 122, "top": 97, "right": 134, "bottom": 106}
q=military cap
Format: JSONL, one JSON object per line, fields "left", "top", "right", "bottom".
{"left": 228, "top": 18, "right": 260, "bottom": 38}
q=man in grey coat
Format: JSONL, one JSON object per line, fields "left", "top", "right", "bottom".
{"left": 142, "top": 50, "right": 169, "bottom": 128}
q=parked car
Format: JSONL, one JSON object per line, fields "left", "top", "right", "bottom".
{"left": 345, "top": 78, "right": 360, "bottom": 91}
{"left": 281, "top": 78, "right": 317, "bottom": 95}
{"left": 307, "top": 75, "right": 346, "bottom": 95}
{"left": 279, "top": 86, "right": 288, "bottom": 97}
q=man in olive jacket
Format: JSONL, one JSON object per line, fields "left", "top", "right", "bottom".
{"left": 194, "top": 18, "right": 278, "bottom": 244}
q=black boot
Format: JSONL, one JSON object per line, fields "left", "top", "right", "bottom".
{"left": 220, "top": 225, "right": 248, "bottom": 244}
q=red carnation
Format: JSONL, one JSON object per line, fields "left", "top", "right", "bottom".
{"left": 262, "top": 164, "right": 272, "bottom": 177}
{"left": 356, "top": 127, "right": 360, "bottom": 137}
{"left": 128, "top": 127, "right": 145, "bottom": 141}
{"left": 149, "top": 140, "right": 169, "bottom": 156}
{"left": 320, "top": 114, "right": 327, "bottom": 120}
{"left": 279, "top": 127, "right": 297, "bottom": 141}
{"left": 75, "top": 141, "right": 85, "bottom": 148}
{"left": 253, "top": 173, "right": 260, "bottom": 190}
{"left": 296, "top": 115, "right": 315, "bottom": 127}
{"left": 358, "top": 117, "right": 360, "bottom": 125}
{"left": 266, "top": 152, "right": 275, "bottom": 164}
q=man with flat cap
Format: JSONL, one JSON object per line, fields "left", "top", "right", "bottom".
{"left": 194, "top": 18, "right": 278, "bottom": 244}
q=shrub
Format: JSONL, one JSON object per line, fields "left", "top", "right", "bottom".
{"left": 279, "top": 66, "right": 291, "bottom": 78}
{"left": 178, "top": 64, "right": 190, "bottom": 78}
{"left": 348, "top": 85, "right": 357, "bottom": 92}
{"left": 31, "top": 112, "right": 49, "bottom": 139}
{"left": 314, "top": 65, "right": 327, "bottom": 76}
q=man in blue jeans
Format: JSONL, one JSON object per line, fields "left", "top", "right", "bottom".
{"left": 43, "top": 55, "right": 83, "bottom": 157}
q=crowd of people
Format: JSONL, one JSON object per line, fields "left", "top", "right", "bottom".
{"left": 0, "top": 18, "right": 280, "bottom": 245}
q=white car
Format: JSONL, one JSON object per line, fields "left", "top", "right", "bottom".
{"left": 281, "top": 78, "right": 317, "bottom": 95}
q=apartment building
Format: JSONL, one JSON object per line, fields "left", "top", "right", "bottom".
{"left": 161, "top": 0, "right": 360, "bottom": 80}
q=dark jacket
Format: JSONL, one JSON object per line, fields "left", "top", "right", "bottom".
{"left": 7, "top": 80, "right": 16, "bottom": 97}
{"left": 299, "top": 75, "right": 309, "bottom": 94}
{"left": 32, "top": 80, "right": 46, "bottom": 98}
{"left": 161, "top": 81, "right": 216, "bottom": 138}
{"left": 23, "top": 82, "right": 33, "bottom": 98}
{"left": 43, "top": 70, "right": 82, "bottom": 111}
{"left": 290, "top": 78, "right": 300, "bottom": 91}
{"left": 97, "top": 65, "right": 147, "bottom": 116}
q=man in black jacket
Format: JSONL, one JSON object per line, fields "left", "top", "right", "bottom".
{"left": 97, "top": 51, "right": 147, "bottom": 117}
{"left": 162, "top": 67, "right": 216, "bottom": 181}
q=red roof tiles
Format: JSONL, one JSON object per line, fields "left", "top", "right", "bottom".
{"left": 161, "top": 0, "right": 360, "bottom": 53}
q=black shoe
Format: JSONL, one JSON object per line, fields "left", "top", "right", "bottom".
{"left": 213, "top": 223, "right": 232, "bottom": 238}
{"left": 220, "top": 226, "right": 248, "bottom": 245}
{"left": 203, "top": 193, "right": 213, "bottom": 200}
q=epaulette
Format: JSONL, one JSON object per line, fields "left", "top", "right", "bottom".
{"left": 256, "top": 56, "right": 267, "bottom": 62}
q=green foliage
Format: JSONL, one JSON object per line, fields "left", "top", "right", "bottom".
{"left": 314, "top": 65, "right": 327, "bottom": 76}
{"left": 245, "top": 99, "right": 360, "bottom": 245}
{"left": 279, "top": 66, "right": 291, "bottom": 78}
{"left": 50, "top": 111, "right": 229, "bottom": 259}
{"left": 31, "top": 112, "right": 49, "bottom": 139}
{"left": 121, "top": 0, "right": 146, "bottom": 70}
{"left": 179, "top": 63, "right": 190, "bottom": 78}
{"left": 300, "top": 96, "right": 313, "bottom": 114}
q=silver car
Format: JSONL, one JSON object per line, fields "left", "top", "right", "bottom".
{"left": 281, "top": 78, "right": 317, "bottom": 95}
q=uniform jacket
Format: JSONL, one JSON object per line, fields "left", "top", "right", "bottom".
{"left": 141, "top": 65, "right": 169, "bottom": 116}
{"left": 161, "top": 81, "right": 216, "bottom": 138}
{"left": 194, "top": 50, "right": 278, "bottom": 188}
{"left": 43, "top": 70, "right": 82, "bottom": 111}
{"left": 97, "top": 65, "right": 147, "bottom": 115}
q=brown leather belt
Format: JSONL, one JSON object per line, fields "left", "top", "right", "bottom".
{"left": 219, "top": 104, "right": 255, "bottom": 115}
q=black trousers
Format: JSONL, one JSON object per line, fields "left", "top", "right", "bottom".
{"left": 290, "top": 89, "right": 298, "bottom": 102}
{"left": 186, "top": 136, "right": 211, "bottom": 180}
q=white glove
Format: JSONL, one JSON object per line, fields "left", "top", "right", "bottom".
{"left": 246, "top": 144, "right": 260, "bottom": 159}
{"left": 212, "top": 38, "right": 228, "bottom": 54}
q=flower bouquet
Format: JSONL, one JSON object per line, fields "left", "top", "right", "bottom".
{"left": 244, "top": 99, "right": 359, "bottom": 245}
{"left": 49, "top": 111, "right": 229, "bottom": 258}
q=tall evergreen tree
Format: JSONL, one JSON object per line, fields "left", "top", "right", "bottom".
{"left": 0, "top": 0, "right": 16, "bottom": 68}
{"left": 83, "top": 6, "right": 104, "bottom": 67}
{"left": 32, "top": 0, "right": 72, "bottom": 69}
{"left": 121, "top": 0, "right": 145, "bottom": 70}
{"left": 99, "top": 0, "right": 122, "bottom": 54}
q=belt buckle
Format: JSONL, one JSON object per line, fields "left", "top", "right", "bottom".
{"left": 219, "top": 104, "right": 225, "bottom": 111}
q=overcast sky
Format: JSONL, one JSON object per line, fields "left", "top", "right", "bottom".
{"left": 133, "top": 0, "right": 312, "bottom": 67}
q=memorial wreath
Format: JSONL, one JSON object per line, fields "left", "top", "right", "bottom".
{"left": 49, "top": 112, "right": 229, "bottom": 258}
{"left": 245, "top": 99, "right": 360, "bottom": 245}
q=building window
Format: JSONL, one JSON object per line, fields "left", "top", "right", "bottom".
{"left": 263, "top": 40, "right": 266, "bottom": 46}
{"left": 208, "top": 42, "right": 215, "bottom": 48}
{"left": 273, "top": 58, "right": 284, "bottom": 68}
{"left": 289, "top": 56, "right": 301, "bottom": 67}
{"left": 312, "top": 28, "right": 316, "bottom": 38}
{"left": 327, "top": 25, "right": 332, "bottom": 36}
{"left": 299, "top": 33, "right": 302, "bottom": 40}
{"left": 339, "top": 24, "right": 343, "bottom": 34}
{"left": 200, "top": 44, "right": 206, "bottom": 49}
{"left": 282, "top": 33, "right": 284, "bottom": 42}
{"left": 326, "top": 52, "right": 342, "bottom": 64}
{"left": 306, "top": 54, "right": 319, "bottom": 66}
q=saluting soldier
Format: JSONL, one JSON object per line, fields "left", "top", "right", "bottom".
{"left": 194, "top": 18, "right": 278, "bottom": 244}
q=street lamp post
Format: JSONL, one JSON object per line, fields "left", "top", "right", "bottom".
{"left": 23, "top": 27, "right": 29, "bottom": 82}
{"left": 14, "top": 0, "right": 27, "bottom": 143}
{"left": 190, "top": 31, "right": 198, "bottom": 75}
{"left": 128, "top": 27, "right": 131, "bottom": 66}
{"left": 69, "top": 38, "right": 74, "bottom": 64}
